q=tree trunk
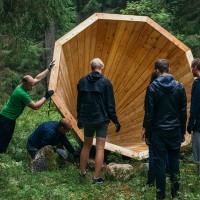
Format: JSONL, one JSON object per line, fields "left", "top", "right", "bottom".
{"left": 45, "top": 21, "right": 55, "bottom": 89}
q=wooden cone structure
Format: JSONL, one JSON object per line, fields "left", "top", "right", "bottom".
{"left": 49, "top": 13, "right": 194, "bottom": 159}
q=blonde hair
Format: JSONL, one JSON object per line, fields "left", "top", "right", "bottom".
{"left": 90, "top": 58, "right": 104, "bottom": 71}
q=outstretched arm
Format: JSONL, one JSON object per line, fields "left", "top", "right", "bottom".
{"left": 33, "top": 61, "right": 55, "bottom": 84}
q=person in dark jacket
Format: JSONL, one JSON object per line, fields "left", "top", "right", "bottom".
{"left": 77, "top": 58, "right": 120, "bottom": 184}
{"left": 141, "top": 71, "right": 169, "bottom": 186}
{"left": 144, "top": 59, "right": 187, "bottom": 199}
{"left": 187, "top": 58, "right": 200, "bottom": 174}
{"left": 26, "top": 118, "right": 79, "bottom": 159}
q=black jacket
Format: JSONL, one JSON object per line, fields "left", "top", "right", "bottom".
{"left": 188, "top": 77, "right": 200, "bottom": 132}
{"left": 144, "top": 74, "right": 187, "bottom": 136}
{"left": 77, "top": 71, "right": 119, "bottom": 124}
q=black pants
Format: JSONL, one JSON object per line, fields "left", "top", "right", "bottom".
{"left": 152, "top": 128, "right": 181, "bottom": 199}
{"left": 0, "top": 114, "right": 16, "bottom": 153}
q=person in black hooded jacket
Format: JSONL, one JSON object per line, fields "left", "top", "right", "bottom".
{"left": 77, "top": 58, "right": 120, "bottom": 184}
{"left": 187, "top": 58, "right": 200, "bottom": 175}
{"left": 144, "top": 59, "right": 187, "bottom": 199}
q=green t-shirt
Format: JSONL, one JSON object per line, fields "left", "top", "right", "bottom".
{"left": 0, "top": 85, "right": 32, "bottom": 120}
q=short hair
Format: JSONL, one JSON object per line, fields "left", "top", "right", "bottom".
{"left": 90, "top": 58, "right": 104, "bottom": 71}
{"left": 59, "top": 118, "right": 72, "bottom": 129}
{"left": 191, "top": 58, "right": 200, "bottom": 70}
{"left": 22, "top": 75, "right": 32, "bottom": 84}
{"left": 155, "top": 59, "right": 169, "bottom": 73}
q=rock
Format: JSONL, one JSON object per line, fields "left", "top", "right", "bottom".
{"left": 31, "top": 145, "right": 57, "bottom": 172}
{"left": 106, "top": 163, "right": 133, "bottom": 181}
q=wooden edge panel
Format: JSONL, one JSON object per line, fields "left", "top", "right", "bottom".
{"left": 146, "top": 17, "right": 190, "bottom": 52}
{"left": 56, "top": 14, "right": 99, "bottom": 45}
{"left": 93, "top": 138, "right": 149, "bottom": 160}
{"left": 96, "top": 13, "right": 147, "bottom": 22}
{"left": 51, "top": 93, "right": 84, "bottom": 141}
{"left": 186, "top": 50, "right": 194, "bottom": 70}
{"left": 49, "top": 42, "right": 62, "bottom": 91}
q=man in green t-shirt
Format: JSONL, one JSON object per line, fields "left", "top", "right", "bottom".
{"left": 0, "top": 61, "right": 55, "bottom": 153}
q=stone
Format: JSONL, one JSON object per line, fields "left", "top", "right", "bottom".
{"left": 106, "top": 163, "right": 133, "bottom": 181}
{"left": 31, "top": 145, "right": 57, "bottom": 172}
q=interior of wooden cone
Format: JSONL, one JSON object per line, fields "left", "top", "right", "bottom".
{"left": 50, "top": 13, "right": 193, "bottom": 158}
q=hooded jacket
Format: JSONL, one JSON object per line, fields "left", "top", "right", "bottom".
{"left": 188, "top": 77, "right": 200, "bottom": 132}
{"left": 77, "top": 71, "right": 119, "bottom": 124}
{"left": 144, "top": 74, "right": 187, "bottom": 136}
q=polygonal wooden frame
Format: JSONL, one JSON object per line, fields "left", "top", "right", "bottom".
{"left": 49, "top": 13, "right": 193, "bottom": 159}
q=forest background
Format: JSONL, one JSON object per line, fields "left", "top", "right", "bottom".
{"left": 0, "top": 0, "right": 200, "bottom": 199}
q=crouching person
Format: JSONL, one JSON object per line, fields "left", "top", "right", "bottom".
{"left": 26, "top": 118, "right": 79, "bottom": 161}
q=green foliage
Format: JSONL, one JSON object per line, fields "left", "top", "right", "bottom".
{"left": 121, "top": 0, "right": 173, "bottom": 30}
{"left": 82, "top": 0, "right": 102, "bottom": 18}
{"left": 0, "top": 0, "right": 77, "bottom": 71}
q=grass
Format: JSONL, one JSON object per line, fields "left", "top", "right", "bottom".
{"left": 0, "top": 93, "right": 200, "bottom": 199}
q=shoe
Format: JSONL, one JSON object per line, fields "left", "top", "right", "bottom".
{"left": 93, "top": 177, "right": 104, "bottom": 184}
{"left": 79, "top": 171, "right": 86, "bottom": 177}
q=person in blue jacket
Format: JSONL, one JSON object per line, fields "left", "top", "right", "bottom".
{"left": 187, "top": 58, "right": 200, "bottom": 174}
{"left": 26, "top": 118, "right": 79, "bottom": 159}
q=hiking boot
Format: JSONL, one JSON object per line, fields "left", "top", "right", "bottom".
{"left": 93, "top": 177, "right": 104, "bottom": 184}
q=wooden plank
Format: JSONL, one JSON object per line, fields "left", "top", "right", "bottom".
{"left": 57, "top": 14, "right": 98, "bottom": 45}
{"left": 51, "top": 93, "right": 84, "bottom": 141}
{"left": 111, "top": 22, "right": 151, "bottom": 90}
{"left": 146, "top": 17, "right": 190, "bottom": 52}
{"left": 49, "top": 42, "right": 62, "bottom": 91}
{"left": 109, "top": 22, "right": 146, "bottom": 86}
{"left": 94, "top": 19, "right": 109, "bottom": 57}
{"left": 89, "top": 21, "right": 98, "bottom": 66}
{"left": 103, "top": 21, "right": 129, "bottom": 76}
{"left": 96, "top": 13, "right": 147, "bottom": 23}
{"left": 101, "top": 20, "right": 118, "bottom": 66}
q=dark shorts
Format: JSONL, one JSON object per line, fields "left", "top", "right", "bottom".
{"left": 84, "top": 122, "right": 109, "bottom": 138}
{"left": 0, "top": 114, "right": 16, "bottom": 153}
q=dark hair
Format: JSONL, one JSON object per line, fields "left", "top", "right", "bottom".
{"left": 191, "top": 58, "right": 200, "bottom": 70}
{"left": 149, "top": 71, "right": 158, "bottom": 84}
{"left": 155, "top": 59, "right": 169, "bottom": 73}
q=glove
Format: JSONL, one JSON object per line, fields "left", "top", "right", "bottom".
{"left": 115, "top": 123, "right": 121, "bottom": 132}
{"left": 77, "top": 121, "right": 83, "bottom": 129}
{"left": 56, "top": 148, "right": 68, "bottom": 159}
{"left": 73, "top": 150, "right": 80, "bottom": 158}
{"left": 44, "top": 90, "right": 54, "bottom": 99}
{"left": 47, "top": 60, "right": 55, "bottom": 71}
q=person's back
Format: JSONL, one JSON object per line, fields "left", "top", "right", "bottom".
{"left": 27, "top": 121, "right": 59, "bottom": 149}
{"left": 77, "top": 71, "right": 118, "bottom": 125}
{"left": 144, "top": 59, "right": 187, "bottom": 199}
{"left": 146, "top": 74, "right": 186, "bottom": 132}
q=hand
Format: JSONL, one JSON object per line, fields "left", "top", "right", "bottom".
{"left": 48, "top": 60, "right": 55, "bottom": 71}
{"left": 115, "top": 123, "right": 121, "bottom": 132}
{"left": 56, "top": 148, "right": 68, "bottom": 159}
{"left": 44, "top": 90, "right": 54, "bottom": 99}
{"left": 73, "top": 150, "right": 80, "bottom": 158}
{"left": 77, "top": 121, "right": 83, "bottom": 129}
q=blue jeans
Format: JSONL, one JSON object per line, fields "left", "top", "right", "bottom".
{"left": 152, "top": 128, "right": 181, "bottom": 199}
